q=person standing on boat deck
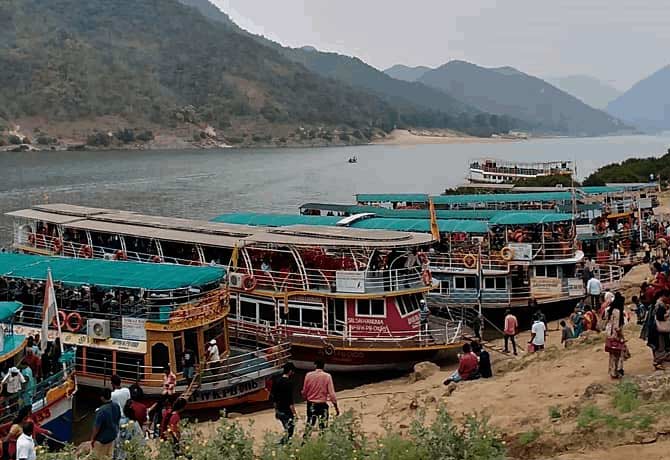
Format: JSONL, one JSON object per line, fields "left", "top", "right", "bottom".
{"left": 162, "top": 366, "right": 176, "bottom": 396}
{"left": 207, "top": 339, "right": 221, "bottom": 372}
{"left": 503, "top": 309, "right": 518, "bottom": 355}
{"left": 91, "top": 388, "right": 121, "bottom": 459}
{"left": 2, "top": 367, "right": 25, "bottom": 397}
{"left": 301, "top": 360, "right": 339, "bottom": 432}
{"left": 111, "top": 375, "right": 131, "bottom": 410}
{"left": 182, "top": 348, "right": 195, "bottom": 382}
{"left": 419, "top": 299, "right": 430, "bottom": 334}
{"left": 581, "top": 262, "right": 592, "bottom": 291}
{"left": 16, "top": 423, "right": 35, "bottom": 460}
{"left": 271, "top": 362, "right": 297, "bottom": 444}
{"left": 586, "top": 274, "right": 602, "bottom": 309}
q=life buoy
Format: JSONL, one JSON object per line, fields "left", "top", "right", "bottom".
{"left": 65, "top": 312, "right": 83, "bottom": 332}
{"left": 79, "top": 245, "right": 93, "bottom": 259}
{"left": 52, "top": 239, "right": 63, "bottom": 254}
{"left": 500, "top": 246, "right": 514, "bottom": 261}
{"left": 463, "top": 254, "right": 477, "bottom": 269}
{"left": 114, "top": 250, "right": 127, "bottom": 261}
{"left": 52, "top": 311, "right": 66, "bottom": 329}
{"left": 422, "top": 269, "right": 432, "bottom": 286}
{"left": 242, "top": 275, "right": 257, "bottom": 291}
{"left": 324, "top": 343, "right": 335, "bottom": 356}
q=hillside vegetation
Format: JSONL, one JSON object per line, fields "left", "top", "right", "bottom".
{"left": 583, "top": 150, "right": 670, "bottom": 186}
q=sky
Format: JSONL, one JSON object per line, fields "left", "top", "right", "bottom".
{"left": 213, "top": 0, "right": 670, "bottom": 91}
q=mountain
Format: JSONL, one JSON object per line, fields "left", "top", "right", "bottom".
{"left": 547, "top": 75, "right": 621, "bottom": 110}
{"left": 607, "top": 65, "right": 670, "bottom": 132}
{"left": 417, "top": 60, "right": 626, "bottom": 136}
{"left": 1, "top": 0, "right": 411, "bottom": 145}
{"left": 176, "top": 0, "right": 240, "bottom": 30}
{"left": 384, "top": 65, "right": 432, "bottom": 82}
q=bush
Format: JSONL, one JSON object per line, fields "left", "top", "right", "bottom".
{"left": 8, "top": 134, "right": 21, "bottom": 145}
{"left": 115, "top": 128, "right": 135, "bottom": 143}
{"left": 135, "top": 130, "right": 154, "bottom": 142}
{"left": 36, "top": 135, "right": 56, "bottom": 145}
{"left": 86, "top": 132, "right": 111, "bottom": 147}
{"left": 613, "top": 380, "right": 640, "bottom": 413}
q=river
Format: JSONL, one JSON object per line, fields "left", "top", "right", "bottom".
{"left": 1, "top": 135, "right": 670, "bottom": 246}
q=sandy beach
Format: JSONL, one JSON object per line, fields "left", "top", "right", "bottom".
{"left": 370, "top": 128, "right": 520, "bottom": 145}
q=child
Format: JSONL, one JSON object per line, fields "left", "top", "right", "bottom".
{"left": 631, "top": 295, "right": 646, "bottom": 325}
{"left": 560, "top": 320, "right": 574, "bottom": 348}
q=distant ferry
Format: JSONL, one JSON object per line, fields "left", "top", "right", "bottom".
{"left": 468, "top": 159, "right": 574, "bottom": 184}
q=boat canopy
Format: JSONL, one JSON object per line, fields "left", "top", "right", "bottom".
{"left": 0, "top": 253, "right": 225, "bottom": 290}
{"left": 432, "top": 192, "right": 574, "bottom": 205}
{"left": 356, "top": 193, "right": 429, "bottom": 203}
{"left": 0, "top": 302, "right": 22, "bottom": 322}
{"left": 579, "top": 186, "right": 626, "bottom": 195}
{"left": 488, "top": 212, "right": 574, "bottom": 225}
{"left": 213, "top": 213, "right": 341, "bottom": 227}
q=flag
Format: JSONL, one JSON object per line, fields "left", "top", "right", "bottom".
{"left": 428, "top": 198, "right": 440, "bottom": 242}
{"left": 42, "top": 269, "right": 61, "bottom": 351}
{"left": 231, "top": 243, "right": 239, "bottom": 270}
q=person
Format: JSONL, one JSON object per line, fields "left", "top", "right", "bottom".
{"left": 529, "top": 317, "right": 547, "bottom": 352}
{"left": 606, "top": 300, "right": 627, "bottom": 379}
{"left": 22, "top": 350, "right": 40, "bottom": 383}
{"left": 570, "top": 307, "right": 584, "bottom": 338}
{"left": 560, "top": 320, "right": 573, "bottom": 348}
{"left": 419, "top": 299, "right": 430, "bottom": 332}
{"left": 113, "top": 401, "right": 145, "bottom": 460}
{"left": 90, "top": 388, "right": 121, "bottom": 459}
{"left": 301, "top": 360, "right": 339, "bottom": 431}
{"left": 648, "top": 300, "right": 670, "bottom": 370}
{"left": 502, "top": 309, "right": 518, "bottom": 355}
{"left": 581, "top": 262, "right": 592, "bottom": 290}
{"left": 15, "top": 423, "right": 35, "bottom": 460}
{"left": 3, "top": 424, "right": 22, "bottom": 460}
{"left": 207, "top": 339, "right": 220, "bottom": 370}
{"left": 182, "top": 348, "right": 195, "bottom": 382}
{"left": 160, "top": 398, "right": 186, "bottom": 457}
{"left": 147, "top": 395, "right": 169, "bottom": 439}
{"left": 162, "top": 366, "right": 176, "bottom": 396}
{"left": 12, "top": 406, "right": 51, "bottom": 440}
{"left": 473, "top": 313, "right": 483, "bottom": 340}
{"left": 270, "top": 363, "right": 297, "bottom": 444}
{"left": 643, "top": 241, "right": 651, "bottom": 263}
{"left": 472, "top": 342, "right": 492, "bottom": 378}
{"left": 111, "top": 375, "right": 131, "bottom": 410}
{"left": 19, "top": 366, "right": 35, "bottom": 408}
{"left": 444, "top": 343, "right": 479, "bottom": 384}
{"left": 583, "top": 306, "right": 598, "bottom": 332}
{"left": 586, "top": 274, "right": 602, "bottom": 309}
{"left": 2, "top": 367, "right": 25, "bottom": 397}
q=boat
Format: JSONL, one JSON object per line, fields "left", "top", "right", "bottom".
{"left": 0, "top": 252, "right": 289, "bottom": 409}
{"left": 0, "top": 301, "right": 76, "bottom": 443}
{"left": 468, "top": 159, "right": 574, "bottom": 184}
{"left": 6, "top": 204, "right": 466, "bottom": 372}
{"left": 348, "top": 156, "right": 358, "bottom": 164}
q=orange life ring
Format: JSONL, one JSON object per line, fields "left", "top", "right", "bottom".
{"left": 65, "top": 312, "right": 83, "bottom": 332}
{"left": 52, "top": 311, "right": 66, "bottom": 329}
{"left": 422, "top": 269, "right": 432, "bottom": 286}
{"left": 79, "top": 245, "right": 93, "bottom": 258}
{"left": 114, "top": 250, "right": 127, "bottom": 261}
{"left": 243, "top": 275, "right": 257, "bottom": 291}
{"left": 463, "top": 254, "right": 477, "bottom": 269}
{"left": 500, "top": 246, "right": 514, "bottom": 261}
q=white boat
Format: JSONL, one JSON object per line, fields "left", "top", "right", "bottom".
{"left": 468, "top": 159, "right": 574, "bottom": 184}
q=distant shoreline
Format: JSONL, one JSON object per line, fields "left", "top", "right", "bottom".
{"left": 370, "top": 129, "right": 520, "bottom": 146}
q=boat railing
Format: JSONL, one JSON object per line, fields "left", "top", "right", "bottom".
{"left": 76, "top": 355, "right": 166, "bottom": 385}
{"left": 429, "top": 253, "right": 509, "bottom": 273}
{"left": 239, "top": 266, "right": 428, "bottom": 294}
{"left": 201, "top": 342, "right": 291, "bottom": 385}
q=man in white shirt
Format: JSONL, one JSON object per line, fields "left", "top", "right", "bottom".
{"left": 16, "top": 422, "right": 36, "bottom": 460}
{"left": 529, "top": 319, "right": 547, "bottom": 351}
{"left": 2, "top": 367, "right": 26, "bottom": 395}
{"left": 207, "top": 339, "right": 221, "bottom": 371}
{"left": 586, "top": 275, "right": 602, "bottom": 309}
{"left": 110, "top": 374, "right": 131, "bottom": 410}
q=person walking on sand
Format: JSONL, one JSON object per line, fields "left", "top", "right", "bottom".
{"left": 605, "top": 300, "right": 627, "bottom": 379}
{"left": 271, "top": 362, "right": 297, "bottom": 444}
{"left": 529, "top": 317, "right": 546, "bottom": 352}
{"left": 503, "top": 309, "right": 518, "bottom": 355}
{"left": 301, "top": 360, "right": 339, "bottom": 431}
{"left": 586, "top": 274, "right": 602, "bottom": 309}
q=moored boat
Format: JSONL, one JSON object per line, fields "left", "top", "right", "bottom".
{"left": 468, "top": 159, "right": 574, "bottom": 184}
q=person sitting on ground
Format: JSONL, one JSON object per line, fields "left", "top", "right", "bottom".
{"left": 471, "top": 342, "right": 492, "bottom": 378}
{"left": 583, "top": 306, "right": 598, "bottom": 332}
{"left": 443, "top": 343, "right": 479, "bottom": 385}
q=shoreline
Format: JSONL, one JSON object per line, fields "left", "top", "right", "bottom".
{"left": 370, "top": 128, "right": 521, "bottom": 145}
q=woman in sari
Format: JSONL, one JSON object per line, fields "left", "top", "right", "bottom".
{"left": 606, "top": 297, "right": 626, "bottom": 379}
{"left": 647, "top": 300, "right": 670, "bottom": 370}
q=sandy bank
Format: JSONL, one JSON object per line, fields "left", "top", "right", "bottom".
{"left": 370, "top": 129, "right": 519, "bottom": 145}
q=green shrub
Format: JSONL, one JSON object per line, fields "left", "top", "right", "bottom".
{"left": 8, "top": 134, "right": 21, "bottom": 145}
{"left": 518, "top": 430, "right": 540, "bottom": 446}
{"left": 613, "top": 381, "right": 640, "bottom": 413}
{"left": 135, "top": 130, "right": 154, "bottom": 142}
{"left": 549, "top": 406, "right": 561, "bottom": 420}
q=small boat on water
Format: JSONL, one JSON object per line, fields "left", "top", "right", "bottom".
{"left": 348, "top": 156, "right": 358, "bottom": 164}
{"left": 0, "top": 301, "right": 76, "bottom": 444}
{"left": 0, "top": 253, "right": 289, "bottom": 409}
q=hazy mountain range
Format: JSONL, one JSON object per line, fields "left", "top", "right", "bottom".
{"left": 546, "top": 75, "right": 622, "bottom": 110}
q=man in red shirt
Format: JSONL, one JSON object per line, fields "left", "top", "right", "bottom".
{"left": 503, "top": 309, "right": 518, "bottom": 355}
{"left": 443, "top": 343, "right": 479, "bottom": 385}
{"left": 301, "top": 360, "right": 339, "bottom": 430}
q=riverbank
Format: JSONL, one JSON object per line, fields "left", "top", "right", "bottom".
{"left": 370, "top": 128, "right": 520, "bottom": 145}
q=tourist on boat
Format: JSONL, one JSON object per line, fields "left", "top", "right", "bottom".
{"left": 111, "top": 375, "right": 131, "bottom": 410}
{"left": 207, "top": 339, "right": 221, "bottom": 370}
{"left": 605, "top": 300, "right": 627, "bottom": 379}
{"left": 113, "top": 401, "right": 145, "bottom": 460}
{"left": 529, "top": 317, "right": 547, "bottom": 352}
{"left": 90, "top": 388, "right": 121, "bottom": 459}
{"left": 2, "top": 367, "right": 25, "bottom": 397}
{"left": 502, "top": 309, "right": 518, "bottom": 355}
{"left": 19, "top": 366, "right": 34, "bottom": 408}
{"left": 419, "top": 299, "right": 430, "bottom": 333}
{"left": 182, "top": 348, "right": 196, "bottom": 383}
{"left": 15, "top": 423, "right": 35, "bottom": 460}
{"left": 162, "top": 366, "right": 176, "bottom": 396}
{"left": 22, "top": 349, "right": 40, "bottom": 383}
{"left": 302, "top": 360, "right": 339, "bottom": 431}
{"left": 472, "top": 342, "right": 492, "bottom": 378}
{"left": 570, "top": 307, "right": 584, "bottom": 338}
{"left": 271, "top": 362, "right": 297, "bottom": 444}
{"left": 2, "top": 424, "right": 22, "bottom": 460}
{"left": 443, "top": 343, "right": 479, "bottom": 384}
{"left": 586, "top": 274, "right": 602, "bottom": 309}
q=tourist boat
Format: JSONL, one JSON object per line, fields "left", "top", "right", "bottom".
{"left": 0, "top": 301, "right": 76, "bottom": 444}
{"left": 0, "top": 252, "right": 289, "bottom": 409}
{"left": 6, "top": 204, "right": 465, "bottom": 372}
{"left": 468, "top": 159, "right": 574, "bottom": 184}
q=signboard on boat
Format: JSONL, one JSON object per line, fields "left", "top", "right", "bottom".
{"left": 336, "top": 271, "right": 365, "bottom": 293}
{"left": 576, "top": 224, "right": 594, "bottom": 236}
{"left": 508, "top": 243, "right": 533, "bottom": 261}
{"left": 530, "top": 277, "right": 562, "bottom": 298}
{"left": 568, "top": 279, "right": 584, "bottom": 297}
{"left": 639, "top": 198, "right": 653, "bottom": 209}
{"left": 122, "top": 317, "right": 147, "bottom": 341}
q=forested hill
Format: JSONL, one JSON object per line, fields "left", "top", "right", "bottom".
{"left": 0, "top": 0, "right": 401, "bottom": 139}
{"left": 583, "top": 150, "right": 670, "bottom": 186}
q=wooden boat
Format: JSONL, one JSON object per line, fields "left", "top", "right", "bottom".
{"left": 468, "top": 159, "right": 574, "bottom": 184}
{"left": 6, "top": 204, "right": 465, "bottom": 372}
{"left": 0, "top": 301, "right": 76, "bottom": 443}
{"left": 0, "top": 253, "right": 289, "bottom": 409}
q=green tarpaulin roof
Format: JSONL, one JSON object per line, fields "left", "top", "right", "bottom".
{"left": 356, "top": 194, "right": 429, "bottom": 203}
{"left": 212, "top": 213, "right": 341, "bottom": 227}
{"left": 0, "top": 302, "right": 22, "bottom": 322}
{"left": 488, "top": 212, "right": 574, "bottom": 225}
{"left": 0, "top": 253, "right": 225, "bottom": 290}
{"left": 431, "top": 192, "right": 574, "bottom": 205}
{"left": 579, "top": 186, "right": 625, "bottom": 195}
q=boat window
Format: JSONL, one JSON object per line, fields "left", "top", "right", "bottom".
{"left": 90, "top": 231, "right": 122, "bottom": 251}
{"left": 124, "top": 236, "right": 160, "bottom": 261}
{"left": 238, "top": 297, "right": 277, "bottom": 325}
{"left": 286, "top": 301, "right": 324, "bottom": 329}
{"left": 173, "top": 333, "right": 184, "bottom": 372}
{"left": 259, "top": 302, "right": 276, "bottom": 325}
{"left": 229, "top": 295, "right": 238, "bottom": 318}
{"left": 484, "top": 277, "right": 507, "bottom": 290}
{"left": 356, "top": 299, "right": 385, "bottom": 317}
{"left": 151, "top": 343, "right": 170, "bottom": 373}
{"left": 240, "top": 300, "right": 257, "bottom": 322}
{"left": 86, "top": 347, "right": 114, "bottom": 376}
{"left": 75, "top": 346, "right": 85, "bottom": 373}
{"left": 201, "top": 246, "right": 232, "bottom": 266}
{"left": 535, "top": 266, "right": 559, "bottom": 278}
{"left": 116, "top": 352, "right": 145, "bottom": 381}
{"left": 454, "top": 276, "right": 476, "bottom": 290}
{"left": 396, "top": 294, "right": 421, "bottom": 316}
{"left": 161, "top": 240, "right": 199, "bottom": 265}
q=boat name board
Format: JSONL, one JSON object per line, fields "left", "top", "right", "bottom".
{"left": 190, "top": 376, "right": 265, "bottom": 402}
{"left": 347, "top": 317, "right": 385, "bottom": 333}
{"left": 14, "top": 325, "right": 147, "bottom": 353}
{"left": 567, "top": 279, "right": 584, "bottom": 297}
{"left": 508, "top": 243, "right": 533, "bottom": 261}
{"left": 336, "top": 271, "right": 365, "bottom": 293}
{"left": 122, "top": 317, "right": 147, "bottom": 341}
{"left": 530, "top": 278, "right": 562, "bottom": 298}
